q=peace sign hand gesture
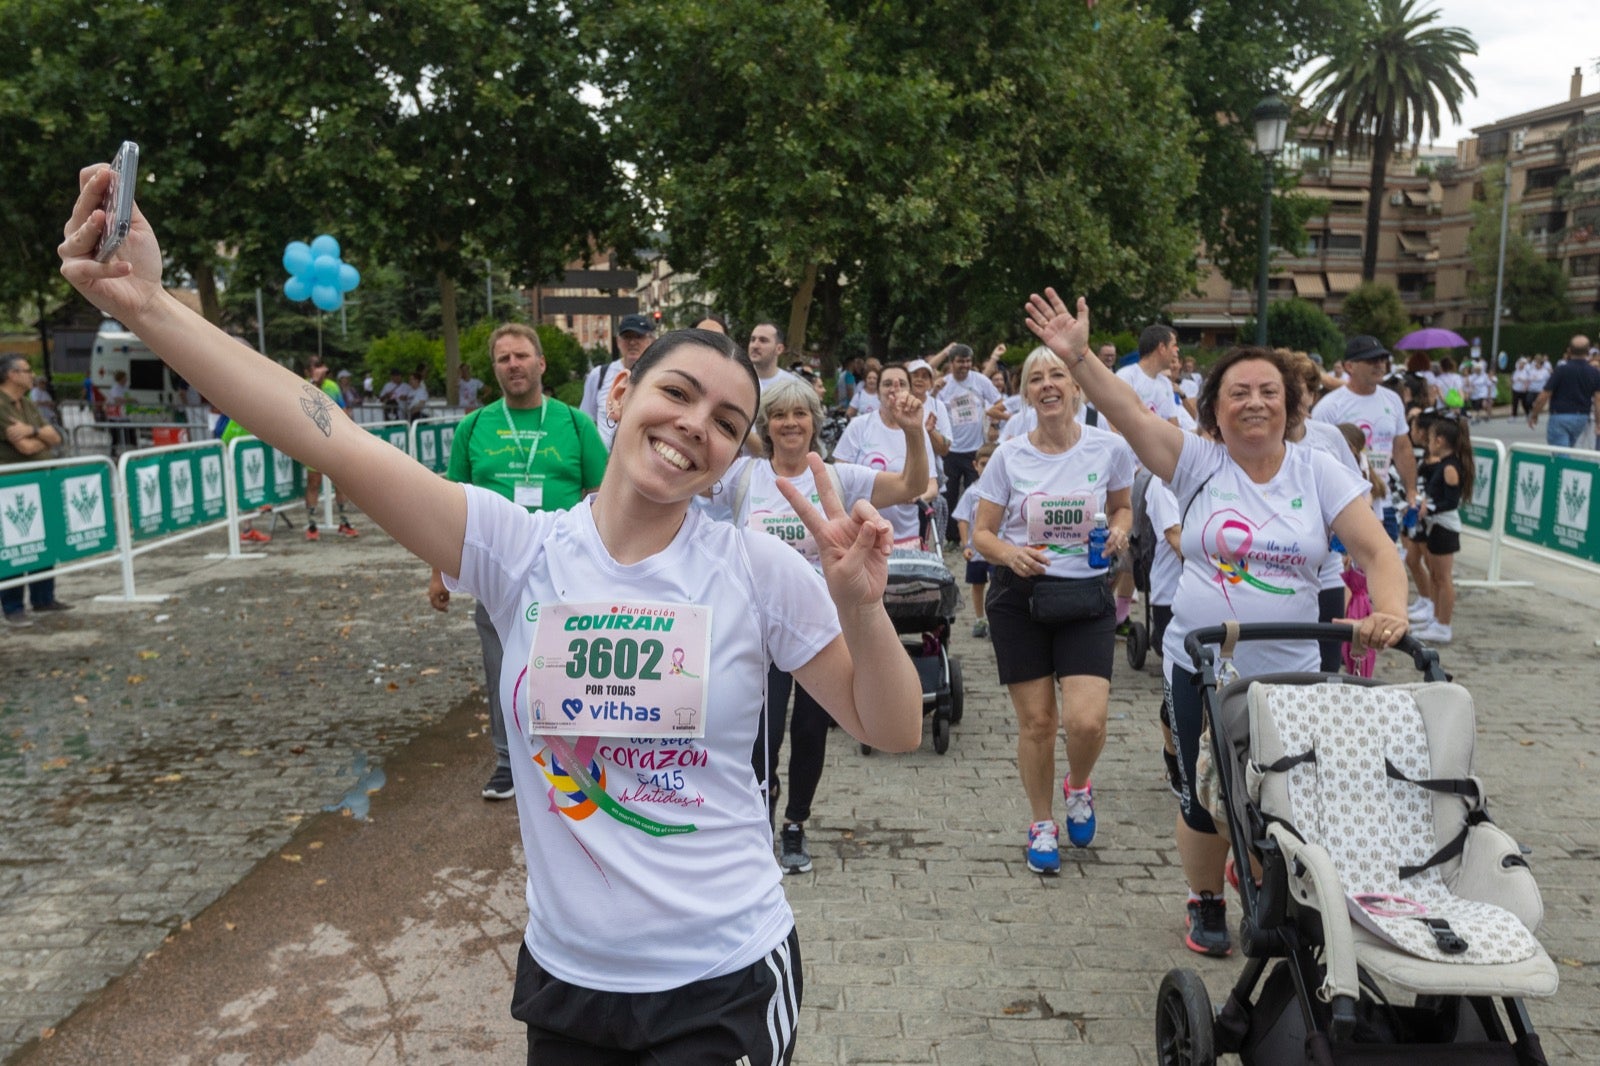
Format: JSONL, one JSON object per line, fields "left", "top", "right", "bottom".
{"left": 1022, "top": 288, "right": 1091, "bottom": 364}
{"left": 777, "top": 452, "right": 894, "bottom": 612}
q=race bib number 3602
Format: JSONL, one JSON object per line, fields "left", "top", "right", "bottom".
{"left": 526, "top": 601, "right": 710, "bottom": 739}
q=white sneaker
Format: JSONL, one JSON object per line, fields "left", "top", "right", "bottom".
{"left": 1411, "top": 620, "right": 1452, "bottom": 644}
{"left": 1407, "top": 599, "right": 1434, "bottom": 622}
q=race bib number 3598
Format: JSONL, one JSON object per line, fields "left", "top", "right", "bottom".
{"left": 526, "top": 601, "right": 710, "bottom": 739}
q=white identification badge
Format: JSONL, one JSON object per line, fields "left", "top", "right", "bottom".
{"left": 524, "top": 600, "right": 711, "bottom": 739}
{"left": 514, "top": 478, "right": 545, "bottom": 508}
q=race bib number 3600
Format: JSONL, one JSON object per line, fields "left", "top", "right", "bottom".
{"left": 526, "top": 601, "right": 710, "bottom": 739}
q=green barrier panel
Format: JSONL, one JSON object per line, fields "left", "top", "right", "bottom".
{"left": 366, "top": 422, "right": 411, "bottom": 453}
{"left": 231, "top": 438, "right": 305, "bottom": 511}
{"left": 1504, "top": 448, "right": 1600, "bottom": 565}
{"left": 411, "top": 418, "right": 462, "bottom": 474}
{"left": 126, "top": 445, "right": 229, "bottom": 541}
{"left": 1461, "top": 442, "right": 1499, "bottom": 532}
{"left": 0, "top": 461, "right": 116, "bottom": 580}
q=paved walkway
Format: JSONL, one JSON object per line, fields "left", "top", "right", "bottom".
{"left": 5, "top": 527, "right": 1599, "bottom": 1064}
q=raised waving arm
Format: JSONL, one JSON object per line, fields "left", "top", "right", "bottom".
{"left": 1022, "top": 288, "right": 1185, "bottom": 483}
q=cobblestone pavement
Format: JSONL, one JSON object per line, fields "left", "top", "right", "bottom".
{"left": 4, "top": 527, "right": 1599, "bottom": 1064}
{"left": 0, "top": 521, "right": 483, "bottom": 1061}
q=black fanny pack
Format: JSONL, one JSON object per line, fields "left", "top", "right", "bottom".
{"left": 1028, "top": 574, "right": 1113, "bottom": 624}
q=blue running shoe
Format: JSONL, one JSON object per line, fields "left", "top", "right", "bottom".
{"left": 1025, "top": 820, "right": 1060, "bottom": 874}
{"left": 1063, "top": 781, "right": 1096, "bottom": 848}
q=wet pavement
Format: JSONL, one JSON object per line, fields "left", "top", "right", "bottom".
{"left": 4, "top": 514, "right": 1600, "bottom": 1064}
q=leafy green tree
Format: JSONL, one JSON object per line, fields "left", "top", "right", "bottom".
{"left": 1243, "top": 299, "right": 1345, "bottom": 359}
{"left": 1339, "top": 281, "right": 1411, "bottom": 345}
{"left": 596, "top": 0, "right": 1201, "bottom": 362}
{"left": 1466, "top": 163, "right": 1571, "bottom": 324}
{"left": 1301, "top": 0, "right": 1476, "bottom": 281}
{"left": 1149, "top": 0, "right": 1362, "bottom": 289}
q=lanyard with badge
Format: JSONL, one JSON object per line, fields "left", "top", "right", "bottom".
{"left": 504, "top": 402, "right": 548, "bottom": 508}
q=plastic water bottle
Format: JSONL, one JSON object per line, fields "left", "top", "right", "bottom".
{"left": 1088, "top": 512, "right": 1109, "bottom": 569}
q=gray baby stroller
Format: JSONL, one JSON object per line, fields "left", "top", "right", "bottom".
{"left": 1158, "top": 622, "right": 1556, "bottom": 1066}
{"left": 864, "top": 548, "right": 962, "bottom": 754}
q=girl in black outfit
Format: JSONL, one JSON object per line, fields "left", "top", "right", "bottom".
{"left": 1411, "top": 416, "right": 1474, "bottom": 645}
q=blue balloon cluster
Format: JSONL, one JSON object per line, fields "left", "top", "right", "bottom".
{"left": 282, "top": 235, "right": 361, "bottom": 313}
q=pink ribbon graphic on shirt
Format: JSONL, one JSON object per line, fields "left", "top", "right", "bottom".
{"left": 1208, "top": 515, "right": 1295, "bottom": 598}
{"left": 512, "top": 666, "right": 697, "bottom": 837}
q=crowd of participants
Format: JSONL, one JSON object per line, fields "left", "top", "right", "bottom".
{"left": 46, "top": 157, "right": 1596, "bottom": 1061}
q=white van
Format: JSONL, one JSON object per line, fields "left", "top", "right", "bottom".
{"left": 88, "top": 319, "right": 185, "bottom": 414}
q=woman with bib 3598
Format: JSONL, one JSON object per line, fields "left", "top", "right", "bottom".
{"left": 973, "top": 346, "right": 1134, "bottom": 874}
{"left": 720, "top": 376, "right": 928, "bottom": 876}
{"left": 832, "top": 363, "right": 940, "bottom": 548}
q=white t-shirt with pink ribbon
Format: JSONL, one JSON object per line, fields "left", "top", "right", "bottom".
{"left": 445, "top": 486, "right": 839, "bottom": 992}
{"left": 1161, "top": 434, "right": 1366, "bottom": 680}
{"left": 832, "top": 412, "right": 937, "bottom": 543}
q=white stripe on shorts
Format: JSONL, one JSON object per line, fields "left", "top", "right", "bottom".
{"left": 762, "top": 936, "right": 799, "bottom": 1064}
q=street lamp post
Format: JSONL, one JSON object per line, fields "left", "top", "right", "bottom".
{"left": 1252, "top": 95, "right": 1291, "bottom": 347}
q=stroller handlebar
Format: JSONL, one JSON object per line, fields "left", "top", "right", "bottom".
{"left": 1183, "top": 623, "right": 1447, "bottom": 682}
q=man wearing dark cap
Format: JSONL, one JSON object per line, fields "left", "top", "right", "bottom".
{"left": 1310, "top": 335, "right": 1416, "bottom": 534}
{"left": 580, "top": 313, "right": 655, "bottom": 450}
{"left": 1527, "top": 334, "right": 1600, "bottom": 448}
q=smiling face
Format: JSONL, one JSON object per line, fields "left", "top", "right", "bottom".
{"left": 765, "top": 402, "right": 815, "bottom": 461}
{"left": 608, "top": 343, "right": 757, "bottom": 504}
{"left": 1023, "top": 356, "right": 1079, "bottom": 421}
{"left": 1214, "top": 357, "right": 1287, "bottom": 449}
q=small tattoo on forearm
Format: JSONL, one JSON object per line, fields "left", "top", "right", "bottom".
{"left": 301, "top": 384, "right": 334, "bottom": 438}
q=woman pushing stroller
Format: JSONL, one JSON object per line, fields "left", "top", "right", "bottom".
{"left": 1022, "top": 289, "right": 1409, "bottom": 958}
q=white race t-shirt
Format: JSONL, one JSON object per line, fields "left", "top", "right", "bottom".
{"left": 1115, "top": 363, "right": 1179, "bottom": 425}
{"left": 1297, "top": 420, "right": 1364, "bottom": 589}
{"left": 1145, "top": 476, "right": 1181, "bottom": 607}
{"left": 974, "top": 425, "right": 1135, "bottom": 579}
{"left": 849, "top": 389, "right": 881, "bottom": 416}
{"left": 1161, "top": 435, "right": 1366, "bottom": 679}
{"left": 757, "top": 368, "right": 802, "bottom": 394}
{"left": 1310, "top": 385, "right": 1408, "bottom": 514}
{"left": 459, "top": 376, "right": 484, "bottom": 409}
{"left": 832, "top": 412, "right": 937, "bottom": 542}
{"left": 940, "top": 372, "right": 1001, "bottom": 452}
{"left": 952, "top": 483, "right": 982, "bottom": 549}
{"left": 722, "top": 456, "right": 877, "bottom": 569}
{"left": 999, "top": 402, "right": 1092, "bottom": 442}
{"left": 445, "top": 487, "right": 839, "bottom": 992}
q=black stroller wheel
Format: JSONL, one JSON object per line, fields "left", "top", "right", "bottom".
{"left": 859, "top": 742, "right": 873, "bottom": 756}
{"left": 932, "top": 707, "right": 951, "bottom": 754}
{"left": 1126, "top": 621, "right": 1149, "bottom": 671}
{"left": 1155, "top": 970, "right": 1214, "bottom": 1066}
{"left": 948, "top": 659, "right": 965, "bottom": 725}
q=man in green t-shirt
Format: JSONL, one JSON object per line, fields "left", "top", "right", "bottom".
{"left": 428, "top": 323, "right": 606, "bottom": 800}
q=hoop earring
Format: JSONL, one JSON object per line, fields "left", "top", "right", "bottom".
{"left": 710, "top": 479, "right": 724, "bottom": 497}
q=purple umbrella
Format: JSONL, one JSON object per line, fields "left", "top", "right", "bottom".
{"left": 1395, "top": 327, "right": 1468, "bottom": 350}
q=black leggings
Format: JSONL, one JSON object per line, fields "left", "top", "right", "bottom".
{"left": 752, "top": 665, "right": 832, "bottom": 826}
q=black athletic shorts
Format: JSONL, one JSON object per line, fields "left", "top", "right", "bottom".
{"left": 985, "top": 568, "right": 1116, "bottom": 684}
{"left": 512, "top": 929, "right": 802, "bottom": 1065}
{"left": 1426, "top": 524, "right": 1461, "bottom": 556}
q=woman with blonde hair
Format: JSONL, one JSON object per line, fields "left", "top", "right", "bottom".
{"left": 973, "top": 345, "right": 1135, "bottom": 871}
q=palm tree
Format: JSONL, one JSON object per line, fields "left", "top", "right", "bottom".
{"left": 1301, "top": 0, "right": 1477, "bottom": 281}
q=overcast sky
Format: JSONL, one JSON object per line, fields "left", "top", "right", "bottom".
{"left": 1424, "top": 1, "right": 1596, "bottom": 145}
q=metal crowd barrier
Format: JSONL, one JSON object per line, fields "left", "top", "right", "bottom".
{"left": 1458, "top": 438, "right": 1600, "bottom": 585}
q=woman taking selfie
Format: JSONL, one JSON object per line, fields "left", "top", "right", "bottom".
{"left": 60, "top": 161, "right": 921, "bottom": 1066}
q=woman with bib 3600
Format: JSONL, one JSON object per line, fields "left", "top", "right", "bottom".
{"left": 58, "top": 160, "right": 922, "bottom": 1066}
{"left": 972, "top": 345, "right": 1135, "bottom": 873}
